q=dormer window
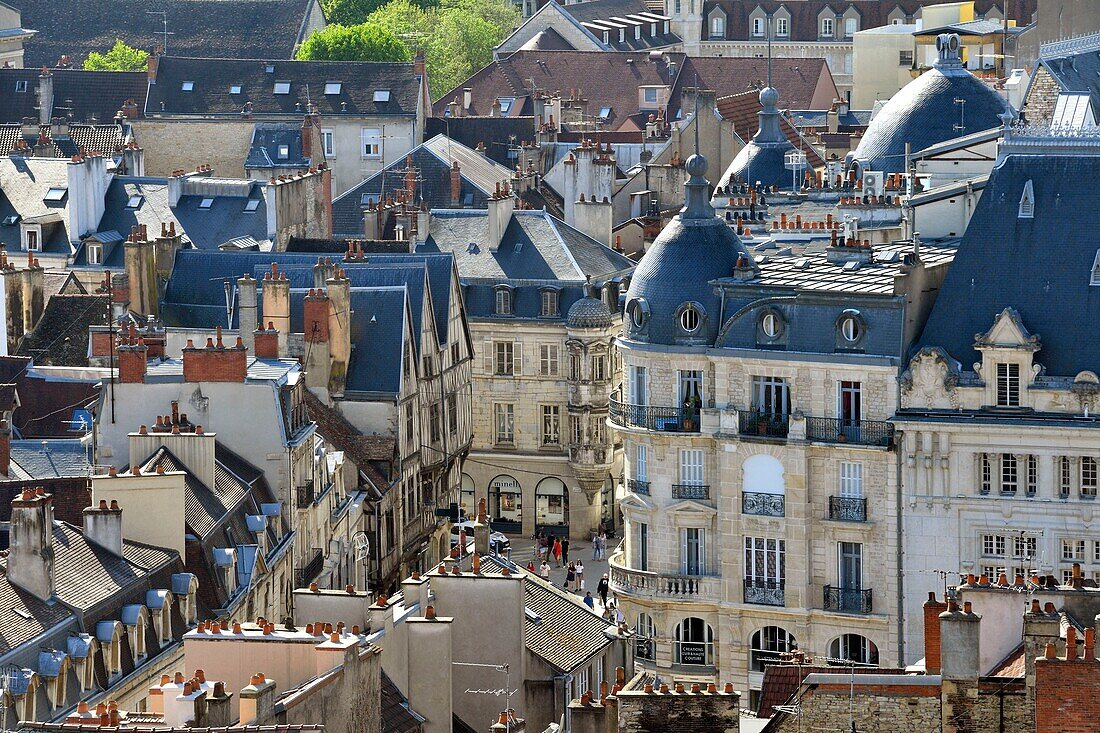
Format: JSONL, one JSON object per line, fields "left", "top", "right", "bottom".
{"left": 711, "top": 15, "right": 725, "bottom": 37}
{"left": 598, "top": 106, "right": 612, "bottom": 121}
{"left": 996, "top": 363, "right": 1020, "bottom": 407}
{"left": 679, "top": 303, "right": 702, "bottom": 333}
{"left": 498, "top": 97, "right": 514, "bottom": 114}
{"left": 603, "top": 31, "right": 610, "bottom": 44}
{"left": 181, "top": 81, "right": 194, "bottom": 91}
{"left": 845, "top": 17, "right": 858, "bottom": 35}
{"left": 776, "top": 17, "right": 789, "bottom": 36}
{"left": 495, "top": 286, "right": 513, "bottom": 315}
{"left": 821, "top": 17, "right": 834, "bottom": 36}
{"left": 14, "top": 80, "right": 26, "bottom": 92}
{"left": 841, "top": 316, "right": 860, "bottom": 342}
{"left": 635, "top": 24, "right": 641, "bottom": 40}
{"left": 86, "top": 243, "right": 102, "bottom": 265}
{"left": 752, "top": 16, "right": 764, "bottom": 36}
{"left": 539, "top": 288, "right": 559, "bottom": 317}
{"left": 1018, "top": 179, "right": 1035, "bottom": 218}
{"left": 836, "top": 310, "right": 866, "bottom": 350}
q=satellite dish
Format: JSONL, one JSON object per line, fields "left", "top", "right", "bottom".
{"left": 353, "top": 532, "right": 370, "bottom": 561}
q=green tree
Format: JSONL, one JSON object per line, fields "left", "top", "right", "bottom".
{"left": 365, "top": 0, "right": 431, "bottom": 48}
{"left": 83, "top": 39, "right": 149, "bottom": 71}
{"left": 321, "top": 0, "right": 390, "bottom": 26}
{"left": 426, "top": 11, "right": 499, "bottom": 99}
{"left": 296, "top": 22, "right": 410, "bottom": 62}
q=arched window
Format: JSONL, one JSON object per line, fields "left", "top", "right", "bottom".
{"left": 461, "top": 473, "right": 475, "bottom": 520}
{"left": 710, "top": 15, "right": 725, "bottom": 37}
{"left": 742, "top": 455, "right": 785, "bottom": 516}
{"left": 829, "top": 634, "right": 879, "bottom": 666}
{"left": 636, "top": 613, "right": 657, "bottom": 660}
{"left": 674, "top": 617, "right": 714, "bottom": 666}
{"left": 535, "top": 477, "right": 568, "bottom": 527}
{"left": 750, "top": 626, "right": 796, "bottom": 671}
{"left": 489, "top": 475, "right": 522, "bottom": 525}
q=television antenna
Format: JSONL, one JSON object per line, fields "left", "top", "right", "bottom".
{"left": 146, "top": 12, "right": 175, "bottom": 53}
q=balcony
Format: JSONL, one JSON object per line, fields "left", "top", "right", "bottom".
{"left": 806, "top": 417, "right": 894, "bottom": 447}
{"left": 296, "top": 549, "right": 324, "bottom": 587}
{"left": 672, "top": 484, "right": 710, "bottom": 500}
{"left": 828, "top": 496, "right": 867, "bottom": 522}
{"left": 742, "top": 491, "right": 784, "bottom": 517}
{"left": 823, "top": 585, "right": 873, "bottom": 614}
{"left": 738, "top": 410, "right": 789, "bottom": 439}
{"left": 609, "top": 552, "right": 720, "bottom": 600}
{"left": 609, "top": 396, "right": 700, "bottom": 432}
{"left": 744, "top": 579, "right": 785, "bottom": 606}
{"left": 295, "top": 483, "right": 316, "bottom": 509}
{"left": 625, "top": 478, "right": 651, "bottom": 495}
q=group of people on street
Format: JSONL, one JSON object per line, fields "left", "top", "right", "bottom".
{"left": 527, "top": 527, "right": 615, "bottom": 614}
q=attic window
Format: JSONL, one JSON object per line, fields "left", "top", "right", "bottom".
{"left": 265, "top": 64, "right": 275, "bottom": 73}
{"left": 44, "top": 187, "right": 66, "bottom": 202}
{"left": 244, "top": 199, "right": 260, "bottom": 212}
{"left": 598, "top": 106, "right": 612, "bottom": 121}
{"left": 126, "top": 195, "right": 143, "bottom": 209}
{"left": 198, "top": 198, "right": 214, "bottom": 209}
{"left": 277, "top": 144, "right": 289, "bottom": 159}
{"left": 373, "top": 89, "right": 391, "bottom": 103}
{"left": 325, "top": 82, "right": 342, "bottom": 95}
{"left": 497, "top": 97, "right": 514, "bottom": 114}
{"left": 14, "top": 80, "right": 26, "bottom": 92}
{"left": 181, "top": 81, "right": 194, "bottom": 92}
{"left": 273, "top": 81, "right": 291, "bottom": 95}
{"left": 1018, "top": 179, "right": 1035, "bottom": 219}
{"left": 2, "top": 215, "right": 18, "bottom": 225}
{"left": 230, "top": 85, "right": 242, "bottom": 95}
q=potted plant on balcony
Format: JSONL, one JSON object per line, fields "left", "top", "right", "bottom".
{"left": 756, "top": 411, "right": 769, "bottom": 435}
{"left": 682, "top": 394, "right": 701, "bottom": 431}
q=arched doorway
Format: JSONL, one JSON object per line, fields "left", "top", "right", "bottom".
{"left": 829, "top": 634, "right": 879, "bottom": 666}
{"left": 488, "top": 474, "right": 522, "bottom": 533}
{"left": 750, "top": 626, "right": 797, "bottom": 671}
{"left": 674, "top": 617, "right": 714, "bottom": 666}
{"left": 460, "top": 473, "right": 475, "bottom": 521}
{"left": 535, "top": 477, "right": 569, "bottom": 536}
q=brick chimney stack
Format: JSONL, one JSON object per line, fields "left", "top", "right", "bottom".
{"left": 450, "top": 161, "right": 461, "bottom": 206}
{"left": 922, "top": 591, "right": 948, "bottom": 673}
{"left": 9, "top": 488, "right": 55, "bottom": 600}
{"left": 254, "top": 322, "right": 280, "bottom": 359}
{"left": 118, "top": 324, "right": 149, "bottom": 383}
{"left": 238, "top": 674, "right": 277, "bottom": 725}
{"left": 303, "top": 288, "right": 331, "bottom": 392}
{"left": 182, "top": 327, "right": 248, "bottom": 383}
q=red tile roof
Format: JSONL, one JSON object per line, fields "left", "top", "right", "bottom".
{"left": 304, "top": 390, "right": 395, "bottom": 490}
{"left": 757, "top": 664, "right": 906, "bottom": 717}
{"left": 716, "top": 89, "right": 827, "bottom": 168}
{"left": 680, "top": 56, "right": 836, "bottom": 111}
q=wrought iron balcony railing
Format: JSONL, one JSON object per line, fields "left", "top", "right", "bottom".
{"left": 828, "top": 496, "right": 867, "bottom": 522}
{"left": 823, "top": 585, "right": 873, "bottom": 614}
{"left": 806, "top": 417, "right": 894, "bottom": 447}
{"left": 672, "top": 484, "right": 710, "bottom": 500}
{"left": 738, "top": 410, "right": 790, "bottom": 438}
{"left": 743, "top": 578, "right": 785, "bottom": 606}
{"left": 743, "top": 491, "right": 785, "bottom": 517}
{"left": 609, "top": 396, "right": 700, "bottom": 432}
{"left": 625, "top": 478, "right": 651, "bottom": 495}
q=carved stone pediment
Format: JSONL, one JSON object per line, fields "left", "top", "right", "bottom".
{"left": 900, "top": 346, "right": 960, "bottom": 409}
{"left": 973, "top": 308, "right": 1040, "bottom": 352}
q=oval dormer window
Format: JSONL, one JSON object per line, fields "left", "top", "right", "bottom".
{"left": 632, "top": 305, "right": 645, "bottom": 329}
{"left": 841, "top": 316, "right": 861, "bottom": 343}
{"left": 762, "top": 313, "right": 779, "bottom": 338}
{"left": 627, "top": 297, "right": 650, "bottom": 330}
{"left": 680, "top": 305, "right": 701, "bottom": 334}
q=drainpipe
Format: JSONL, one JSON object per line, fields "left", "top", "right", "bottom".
{"left": 895, "top": 354, "right": 905, "bottom": 667}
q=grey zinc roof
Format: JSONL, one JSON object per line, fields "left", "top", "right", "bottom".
{"left": 850, "top": 63, "right": 1011, "bottom": 175}
{"left": 916, "top": 150, "right": 1100, "bottom": 377}
{"left": 0, "top": 157, "right": 72, "bottom": 250}
{"left": 245, "top": 123, "right": 313, "bottom": 170}
{"left": 345, "top": 287, "right": 410, "bottom": 396}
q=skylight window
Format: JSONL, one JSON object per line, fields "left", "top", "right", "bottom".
{"left": 277, "top": 144, "right": 289, "bottom": 159}
{"left": 44, "top": 187, "right": 66, "bottom": 202}
{"left": 324, "top": 82, "right": 342, "bottom": 95}
{"left": 265, "top": 64, "right": 275, "bottom": 73}
{"left": 273, "top": 81, "right": 291, "bottom": 95}
{"left": 497, "top": 97, "right": 514, "bottom": 114}
{"left": 126, "top": 195, "right": 143, "bottom": 209}
{"left": 199, "top": 198, "right": 214, "bottom": 209}
{"left": 181, "top": 81, "right": 194, "bottom": 92}
{"left": 230, "top": 84, "right": 242, "bottom": 95}
{"left": 373, "top": 89, "right": 391, "bottom": 103}
{"left": 2, "top": 215, "right": 18, "bottom": 226}
{"left": 598, "top": 106, "right": 612, "bottom": 120}
{"left": 244, "top": 199, "right": 260, "bottom": 212}
{"left": 14, "top": 80, "right": 26, "bottom": 93}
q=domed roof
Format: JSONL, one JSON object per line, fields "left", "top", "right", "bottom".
{"left": 716, "top": 86, "right": 810, "bottom": 191}
{"left": 567, "top": 296, "right": 614, "bottom": 329}
{"left": 850, "top": 33, "right": 1012, "bottom": 175}
{"left": 625, "top": 151, "right": 756, "bottom": 346}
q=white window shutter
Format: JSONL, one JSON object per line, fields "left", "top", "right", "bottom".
{"left": 680, "top": 528, "right": 688, "bottom": 575}
{"left": 700, "top": 529, "right": 706, "bottom": 575}
{"left": 513, "top": 341, "right": 522, "bottom": 375}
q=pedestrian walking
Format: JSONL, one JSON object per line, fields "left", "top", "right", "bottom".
{"left": 597, "top": 530, "right": 607, "bottom": 560}
{"left": 540, "top": 561, "right": 551, "bottom": 582}
{"left": 565, "top": 562, "right": 576, "bottom": 591}
{"left": 561, "top": 535, "right": 570, "bottom": 563}
{"left": 552, "top": 536, "right": 563, "bottom": 567}
{"left": 583, "top": 591, "right": 595, "bottom": 609}
{"left": 592, "top": 530, "right": 600, "bottom": 559}
{"left": 575, "top": 560, "right": 585, "bottom": 589}
{"left": 597, "top": 573, "right": 610, "bottom": 607}
{"left": 526, "top": 560, "right": 536, "bottom": 573}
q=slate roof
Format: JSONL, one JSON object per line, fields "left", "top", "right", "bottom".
{"left": 424, "top": 117, "right": 535, "bottom": 167}
{"left": 345, "top": 287, "right": 409, "bottom": 396}
{"left": 380, "top": 670, "right": 424, "bottom": 733}
{"left": 9, "top": 439, "right": 90, "bottom": 479}
{"left": 16, "top": 294, "right": 110, "bottom": 366}
{"left": 245, "top": 123, "right": 314, "bottom": 171}
{"left": 1032, "top": 33, "right": 1100, "bottom": 122}
{"left": 0, "top": 123, "right": 129, "bottom": 158}
{"left": 0, "top": 570, "right": 72, "bottom": 655}
{"left": 698, "top": 0, "right": 1034, "bottom": 43}
{"left": 0, "top": 157, "right": 74, "bottom": 252}
{"left": 332, "top": 134, "right": 513, "bottom": 236}
{"left": 146, "top": 57, "right": 421, "bottom": 119}
{"left": 915, "top": 149, "right": 1100, "bottom": 377}
{"left": 849, "top": 56, "right": 1011, "bottom": 175}
{"left": 522, "top": 570, "right": 616, "bottom": 672}
{"left": 9, "top": 370, "right": 99, "bottom": 439}
{"left": 567, "top": 0, "right": 679, "bottom": 51}
{"left": 18, "top": 0, "right": 320, "bottom": 69}
{"left": 0, "top": 69, "right": 147, "bottom": 124}
{"left": 519, "top": 28, "right": 575, "bottom": 51}
{"left": 680, "top": 56, "right": 834, "bottom": 115}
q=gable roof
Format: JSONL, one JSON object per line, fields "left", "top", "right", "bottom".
{"left": 424, "top": 117, "right": 535, "bottom": 167}
{"left": 0, "top": 157, "right": 73, "bottom": 252}
{"left": 332, "top": 134, "right": 513, "bottom": 236}
{"left": 681, "top": 56, "right": 836, "bottom": 113}
{"left": 0, "top": 69, "right": 147, "bottom": 124}
{"left": 915, "top": 149, "right": 1100, "bottom": 377}
{"left": 18, "top": 0, "right": 321, "bottom": 69}
{"left": 146, "top": 57, "right": 420, "bottom": 119}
